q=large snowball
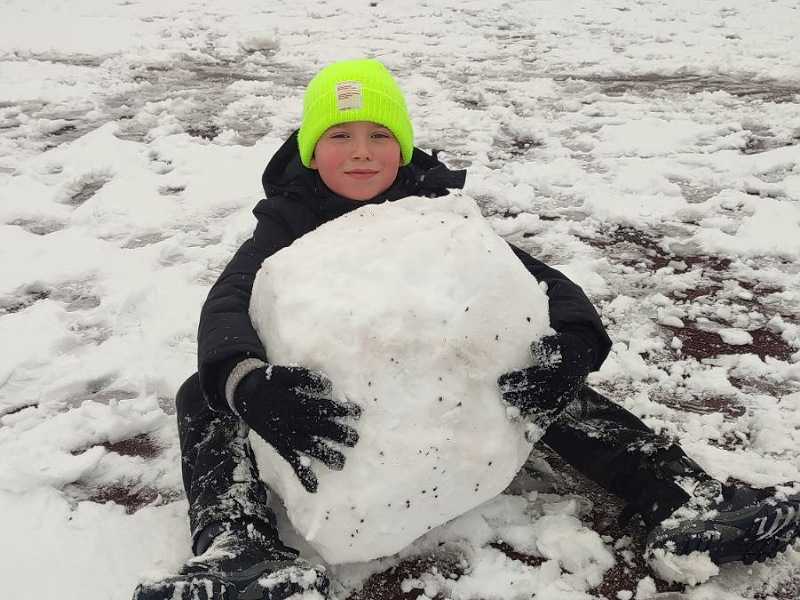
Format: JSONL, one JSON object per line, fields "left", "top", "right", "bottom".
{"left": 249, "top": 194, "right": 552, "bottom": 563}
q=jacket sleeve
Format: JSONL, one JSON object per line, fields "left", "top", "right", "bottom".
{"left": 508, "top": 243, "right": 612, "bottom": 371}
{"left": 197, "top": 200, "right": 295, "bottom": 406}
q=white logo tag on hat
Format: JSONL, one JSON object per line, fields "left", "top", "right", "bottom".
{"left": 336, "top": 81, "right": 362, "bottom": 111}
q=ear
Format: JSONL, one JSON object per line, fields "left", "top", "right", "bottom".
{"left": 309, "top": 154, "right": 318, "bottom": 170}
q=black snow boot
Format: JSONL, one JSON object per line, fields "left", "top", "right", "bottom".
{"left": 646, "top": 479, "right": 800, "bottom": 565}
{"left": 132, "top": 520, "right": 329, "bottom": 600}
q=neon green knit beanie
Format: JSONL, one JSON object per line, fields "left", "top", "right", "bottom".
{"left": 297, "top": 59, "right": 414, "bottom": 168}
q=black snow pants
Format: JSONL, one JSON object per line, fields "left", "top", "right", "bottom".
{"left": 176, "top": 374, "right": 704, "bottom": 552}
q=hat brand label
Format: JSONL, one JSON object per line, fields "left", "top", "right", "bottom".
{"left": 336, "top": 81, "right": 362, "bottom": 111}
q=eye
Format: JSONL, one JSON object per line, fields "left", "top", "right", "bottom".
{"left": 372, "top": 131, "right": 392, "bottom": 139}
{"left": 328, "top": 131, "right": 349, "bottom": 139}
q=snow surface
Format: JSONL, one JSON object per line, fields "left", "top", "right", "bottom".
{"left": 248, "top": 195, "right": 550, "bottom": 563}
{"left": 1, "top": 1, "right": 800, "bottom": 599}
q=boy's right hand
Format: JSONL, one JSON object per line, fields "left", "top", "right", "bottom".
{"left": 232, "top": 365, "right": 361, "bottom": 493}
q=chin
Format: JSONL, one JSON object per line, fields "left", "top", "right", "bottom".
{"left": 339, "top": 186, "right": 392, "bottom": 202}
{"left": 348, "top": 192, "right": 380, "bottom": 202}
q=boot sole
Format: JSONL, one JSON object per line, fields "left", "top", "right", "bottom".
{"left": 239, "top": 563, "right": 329, "bottom": 600}
{"left": 133, "top": 563, "right": 329, "bottom": 600}
{"left": 647, "top": 493, "right": 800, "bottom": 565}
{"left": 133, "top": 574, "right": 235, "bottom": 600}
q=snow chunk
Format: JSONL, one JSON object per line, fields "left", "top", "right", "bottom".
{"left": 634, "top": 576, "right": 657, "bottom": 599}
{"left": 657, "top": 310, "right": 685, "bottom": 328}
{"left": 531, "top": 513, "right": 615, "bottom": 582}
{"left": 249, "top": 195, "right": 552, "bottom": 563}
{"left": 239, "top": 32, "right": 280, "bottom": 53}
{"left": 647, "top": 548, "right": 719, "bottom": 585}
{"left": 718, "top": 328, "right": 753, "bottom": 346}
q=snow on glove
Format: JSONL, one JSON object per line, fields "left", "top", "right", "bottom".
{"left": 232, "top": 365, "right": 361, "bottom": 494}
{"left": 497, "top": 332, "right": 593, "bottom": 432}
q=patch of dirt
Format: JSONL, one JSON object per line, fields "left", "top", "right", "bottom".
{"left": 453, "top": 94, "right": 481, "bottom": 109}
{"left": 71, "top": 433, "right": 162, "bottom": 459}
{"left": 0, "top": 403, "right": 39, "bottom": 419}
{"left": 11, "top": 280, "right": 102, "bottom": 312}
{"left": 567, "top": 73, "right": 800, "bottom": 104}
{"left": 63, "top": 293, "right": 101, "bottom": 311}
{"left": 104, "top": 434, "right": 163, "bottom": 458}
{"left": 729, "top": 377, "right": 798, "bottom": 398}
{"left": 27, "top": 52, "right": 105, "bottom": 68}
{"left": 78, "top": 387, "right": 139, "bottom": 404}
{"left": 489, "top": 541, "right": 546, "bottom": 568}
{"left": 158, "top": 185, "right": 185, "bottom": 196}
{"left": 753, "top": 576, "right": 800, "bottom": 600}
{"left": 41, "top": 123, "right": 103, "bottom": 150}
{"left": 63, "top": 433, "right": 175, "bottom": 514}
{"left": 509, "top": 135, "right": 543, "bottom": 157}
{"left": 75, "top": 484, "right": 180, "bottom": 514}
{"left": 122, "top": 231, "right": 170, "bottom": 249}
{"left": 472, "top": 193, "right": 521, "bottom": 218}
{"left": 741, "top": 131, "right": 797, "bottom": 155}
{"left": 0, "top": 286, "right": 50, "bottom": 314}
{"left": 186, "top": 124, "right": 221, "bottom": 140}
{"left": 8, "top": 217, "right": 64, "bottom": 235}
{"left": 682, "top": 255, "right": 732, "bottom": 272}
{"left": 614, "top": 227, "right": 673, "bottom": 270}
{"left": 49, "top": 123, "right": 77, "bottom": 137}
{"left": 677, "top": 284, "right": 722, "bottom": 301}
{"left": 665, "top": 324, "right": 793, "bottom": 361}
{"left": 89, "top": 485, "right": 161, "bottom": 514}
{"left": 345, "top": 551, "right": 465, "bottom": 600}
{"left": 735, "top": 279, "right": 784, "bottom": 295}
{"left": 489, "top": 127, "right": 544, "bottom": 162}
{"left": 64, "top": 172, "right": 112, "bottom": 206}
{"left": 652, "top": 389, "right": 746, "bottom": 419}
{"left": 579, "top": 225, "right": 673, "bottom": 270}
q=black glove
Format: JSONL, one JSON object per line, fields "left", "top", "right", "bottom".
{"left": 497, "top": 332, "right": 594, "bottom": 429}
{"left": 233, "top": 365, "right": 361, "bottom": 493}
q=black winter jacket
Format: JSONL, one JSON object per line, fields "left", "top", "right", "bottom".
{"left": 196, "top": 132, "right": 612, "bottom": 407}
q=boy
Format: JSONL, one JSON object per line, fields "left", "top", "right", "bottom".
{"left": 134, "top": 59, "right": 800, "bottom": 600}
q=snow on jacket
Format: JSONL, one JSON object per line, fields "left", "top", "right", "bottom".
{"left": 196, "top": 131, "right": 612, "bottom": 407}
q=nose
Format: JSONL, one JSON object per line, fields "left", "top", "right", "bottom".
{"left": 351, "top": 134, "right": 372, "bottom": 160}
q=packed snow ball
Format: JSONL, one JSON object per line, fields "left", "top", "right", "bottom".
{"left": 248, "top": 194, "right": 553, "bottom": 563}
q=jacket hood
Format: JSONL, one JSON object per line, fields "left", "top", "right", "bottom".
{"left": 261, "top": 130, "right": 466, "bottom": 208}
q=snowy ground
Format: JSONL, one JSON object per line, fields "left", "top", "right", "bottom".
{"left": 1, "top": 1, "right": 799, "bottom": 599}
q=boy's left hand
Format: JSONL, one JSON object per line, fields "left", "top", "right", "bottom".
{"left": 497, "top": 332, "right": 593, "bottom": 428}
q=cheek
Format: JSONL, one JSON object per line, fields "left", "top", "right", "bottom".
{"left": 386, "top": 143, "right": 402, "bottom": 165}
{"left": 313, "top": 146, "right": 344, "bottom": 175}
{"left": 384, "top": 162, "right": 400, "bottom": 183}
{"left": 378, "top": 144, "right": 402, "bottom": 172}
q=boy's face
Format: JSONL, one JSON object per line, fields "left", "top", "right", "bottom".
{"left": 310, "top": 121, "right": 402, "bottom": 201}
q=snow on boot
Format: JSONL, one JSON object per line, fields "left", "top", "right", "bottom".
{"left": 646, "top": 480, "right": 800, "bottom": 567}
{"left": 132, "top": 520, "right": 329, "bottom": 600}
